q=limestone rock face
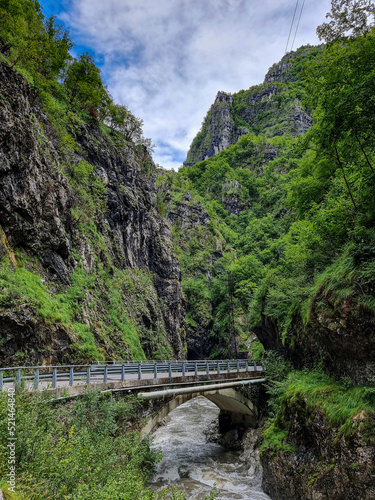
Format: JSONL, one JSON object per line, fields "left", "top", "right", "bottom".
{"left": 184, "top": 91, "right": 248, "bottom": 167}
{"left": 166, "top": 194, "right": 210, "bottom": 230}
{"left": 0, "top": 63, "right": 74, "bottom": 283}
{"left": 261, "top": 401, "right": 375, "bottom": 500}
{"left": 184, "top": 47, "right": 318, "bottom": 168}
{"left": 0, "top": 61, "right": 185, "bottom": 364}
{"left": 74, "top": 124, "right": 186, "bottom": 357}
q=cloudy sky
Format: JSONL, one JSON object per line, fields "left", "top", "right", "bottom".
{"left": 41, "top": 0, "right": 333, "bottom": 169}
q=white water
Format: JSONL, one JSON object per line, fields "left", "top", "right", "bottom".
{"left": 150, "top": 396, "right": 271, "bottom": 500}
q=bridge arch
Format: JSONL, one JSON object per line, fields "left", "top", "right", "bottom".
{"left": 141, "top": 388, "right": 258, "bottom": 436}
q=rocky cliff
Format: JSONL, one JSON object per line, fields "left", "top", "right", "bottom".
{"left": 0, "top": 61, "right": 185, "bottom": 365}
{"left": 184, "top": 46, "right": 320, "bottom": 167}
{"left": 184, "top": 91, "right": 249, "bottom": 168}
{"left": 261, "top": 381, "right": 375, "bottom": 500}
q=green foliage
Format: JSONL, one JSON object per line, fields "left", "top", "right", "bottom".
{"left": 0, "top": 391, "right": 160, "bottom": 499}
{"left": 0, "top": 0, "right": 72, "bottom": 78}
{"left": 0, "top": 0, "right": 151, "bottom": 152}
{"left": 66, "top": 158, "right": 108, "bottom": 225}
{"left": 261, "top": 368, "right": 375, "bottom": 455}
{"left": 250, "top": 340, "right": 266, "bottom": 358}
{"left": 106, "top": 103, "right": 154, "bottom": 151}
{"left": 171, "top": 30, "right": 375, "bottom": 362}
{"left": 64, "top": 52, "right": 110, "bottom": 114}
{"left": 316, "top": 0, "right": 375, "bottom": 43}
{"left": 0, "top": 259, "right": 147, "bottom": 361}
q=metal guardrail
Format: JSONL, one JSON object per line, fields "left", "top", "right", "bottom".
{"left": 0, "top": 359, "right": 263, "bottom": 391}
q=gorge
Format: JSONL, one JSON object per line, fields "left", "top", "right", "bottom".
{"left": 1, "top": 0, "right": 375, "bottom": 498}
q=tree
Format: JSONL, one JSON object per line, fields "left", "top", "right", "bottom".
{"left": 64, "top": 53, "right": 110, "bottom": 113}
{"left": 42, "top": 15, "right": 72, "bottom": 79}
{"left": 0, "top": 0, "right": 72, "bottom": 77}
{"left": 304, "top": 30, "right": 375, "bottom": 216}
{"left": 317, "top": 0, "right": 375, "bottom": 42}
{"left": 107, "top": 103, "right": 154, "bottom": 151}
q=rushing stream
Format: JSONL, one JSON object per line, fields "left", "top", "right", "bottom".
{"left": 150, "top": 396, "right": 271, "bottom": 500}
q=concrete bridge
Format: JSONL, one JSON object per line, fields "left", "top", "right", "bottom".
{"left": 1, "top": 359, "right": 265, "bottom": 437}
{"left": 0, "top": 359, "right": 263, "bottom": 393}
{"left": 137, "top": 374, "right": 265, "bottom": 436}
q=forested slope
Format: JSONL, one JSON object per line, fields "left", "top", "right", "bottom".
{"left": 1, "top": 0, "right": 375, "bottom": 498}
{"left": 159, "top": 5, "right": 375, "bottom": 497}
{"left": 160, "top": 31, "right": 375, "bottom": 382}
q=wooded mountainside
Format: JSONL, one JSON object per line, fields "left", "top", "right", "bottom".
{"left": 1, "top": 0, "right": 375, "bottom": 498}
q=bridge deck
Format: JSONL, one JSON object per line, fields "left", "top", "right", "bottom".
{"left": 0, "top": 360, "right": 263, "bottom": 395}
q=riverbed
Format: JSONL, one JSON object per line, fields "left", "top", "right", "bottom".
{"left": 150, "top": 396, "right": 271, "bottom": 499}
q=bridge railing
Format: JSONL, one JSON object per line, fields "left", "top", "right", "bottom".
{"left": 0, "top": 359, "right": 263, "bottom": 391}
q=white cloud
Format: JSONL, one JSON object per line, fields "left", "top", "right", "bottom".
{"left": 60, "top": 0, "right": 332, "bottom": 169}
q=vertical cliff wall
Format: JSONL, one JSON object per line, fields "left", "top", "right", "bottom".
{"left": 0, "top": 61, "right": 185, "bottom": 365}
{"left": 184, "top": 46, "right": 320, "bottom": 168}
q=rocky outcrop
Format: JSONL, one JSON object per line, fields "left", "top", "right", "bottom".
{"left": 0, "top": 61, "right": 185, "bottom": 364}
{"left": 0, "top": 62, "right": 74, "bottom": 283}
{"left": 184, "top": 47, "right": 318, "bottom": 168}
{"left": 166, "top": 193, "right": 210, "bottom": 230}
{"left": 289, "top": 288, "right": 375, "bottom": 385}
{"left": 0, "top": 304, "right": 75, "bottom": 366}
{"left": 221, "top": 179, "right": 250, "bottom": 216}
{"left": 261, "top": 398, "right": 375, "bottom": 500}
{"left": 253, "top": 285, "right": 375, "bottom": 386}
{"left": 184, "top": 91, "right": 248, "bottom": 167}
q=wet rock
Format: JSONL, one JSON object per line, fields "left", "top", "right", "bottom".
{"left": 261, "top": 403, "right": 375, "bottom": 500}
{"left": 0, "top": 304, "right": 75, "bottom": 366}
{"left": 0, "top": 62, "right": 74, "bottom": 272}
{"left": 0, "top": 61, "right": 186, "bottom": 363}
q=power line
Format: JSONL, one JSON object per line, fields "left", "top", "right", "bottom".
{"left": 285, "top": 0, "right": 300, "bottom": 54}
{"left": 291, "top": 0, "right": 306, "bottom": 51}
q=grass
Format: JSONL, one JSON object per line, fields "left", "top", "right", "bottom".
{"left": 261, "top": 368, "right": 375, "bottom": 454}
{"left": 0, "top": 390, "right": 160, "bottom": 500}
{"left": 0, "top": 259, "right": 147, "bottom": 361}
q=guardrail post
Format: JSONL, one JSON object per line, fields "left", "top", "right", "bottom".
{"left": 52, "top": 367, "right": 57, "bottom": 388}
{"left": 103, "top": 365, "right": 108, "bottom": 383}
{"left": 182, "top": 362, "right": 186, "bottom": 377}
{"left": 168, "top": 362, "right": 172, "bottom": 378}
{"left": 86, "top": 366, "right": 91, "bottom": 384}
{"left": 206, "top": 361, "right": 209, "bottom": 375}
{"left": 33, "top": 368, "right": 39, "bottom": 390}
{"left": 227, "top": 361, "right": 230, "bottom": 374}
{"left": 138, "top": 364, "right": 142, "bottom": 380}
{"left": 245, "top": 360, "right": 249, "bottom": 371}
{"left": 217, "top": 361, "right": 220, "bottom": 374}
{"left": 16, "top": 369, "right": 21, "bottom": 388}
{"left": 236, "top": 360, "right": 239, "bottom": 373}
{"left": 69, "top": 366, "right": 74, "bottom": 386}
{"left": 121, "top": 364, "right": 125, "bottom": 381}
{"left": 153, "top": 363, "right": 157, "bottom": 379}
{"left": 195, "top": 361, "right": 198, "bottom": 377}
{"left": 254, "top": 360, "right": 257, "bottom": 371}
{"left": 0, "top": 370, "right": 3, "bottom": 390}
